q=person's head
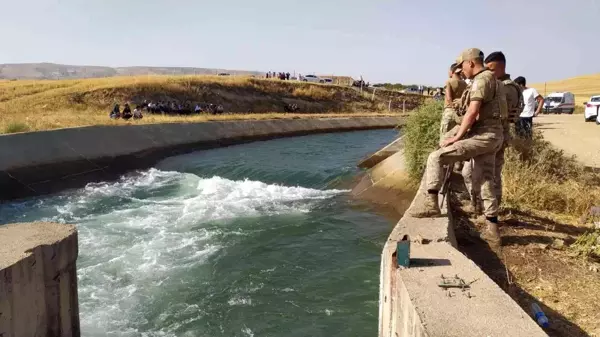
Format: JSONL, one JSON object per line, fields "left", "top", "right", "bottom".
{"left": 514, "top": 76, "right": 526, "bottom": 89}
{"left": 449, "top": 63, "right": 463, "bottom": 79}
{"left": 484, "top": 51, "right": 506, "bottom": 78}
{"left": 455, "top": 48, "right": 485, "bottom": 79}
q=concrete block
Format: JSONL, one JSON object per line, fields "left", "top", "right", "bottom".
{"left": 0, "top": 223, "right": 80, "bottom": 337}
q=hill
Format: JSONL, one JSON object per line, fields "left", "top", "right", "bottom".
{"left": 532, "top": 73, "right": 600, "bottom": 106}
{"left": 0, "top": 63, "right": 263, "bottom": 80}
{"left": 0, "top": 75, "right": 424, "bottom": 133}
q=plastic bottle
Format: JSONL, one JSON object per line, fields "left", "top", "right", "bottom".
{"left": 531, "top": 303, "right": 550, "bottom": 328}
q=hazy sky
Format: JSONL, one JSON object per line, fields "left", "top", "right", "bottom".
{"left": 1, "top": 0, "right": 599, "bottom": 85}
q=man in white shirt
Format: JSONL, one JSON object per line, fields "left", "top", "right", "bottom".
{"left": 514, "top": 76, "right": 544, "bottom": 138}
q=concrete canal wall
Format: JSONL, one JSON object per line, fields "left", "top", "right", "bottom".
{"left": 0, "top": 116, "right": 401, "bottom": 200}
{"left": 356, "top": 140, "right": 549, "bottom": 337}
{"left": 0, "top": 222, "right": 79, "bottom": 337}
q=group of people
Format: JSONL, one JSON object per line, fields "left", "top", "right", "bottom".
{"left": 109, "top": 103, "right": 143, "bottom": 120}
{"left": 109, "top": 100, "right": 225, "bottom": 119}
{"left": 409, "top": 48, "right": 544, "bottom": 247}
{"left": 266, "top": 72, "right": 292, "bottom": 80}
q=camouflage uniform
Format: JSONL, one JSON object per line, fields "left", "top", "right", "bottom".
{"left": 463, "top": 74, "right": 520, "bottom": 206}
{"left": 423, "top": 68, "right": 504, "bottom": 218}
{"left": 440, "top": 77, "right": 467, "bottom": 141}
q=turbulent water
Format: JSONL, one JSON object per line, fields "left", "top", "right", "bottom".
{"left": 0, "top": 129, "right": 397, "bottom": 337}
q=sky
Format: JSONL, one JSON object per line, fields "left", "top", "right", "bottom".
{"left": 1, "top": 0, "right": 599, "bottom": 86}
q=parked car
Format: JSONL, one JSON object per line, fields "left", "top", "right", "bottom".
{"left": 302, "top": 74, "right": 324, "bottom": 83}
{"left": 401, "top": 87, "right": 420, "bottom": 94}
{"left": 542, "top": 92, "right": 575, "bottom": 114}
{"left": 584, "top": 95, "right": 600, "bottom": 122}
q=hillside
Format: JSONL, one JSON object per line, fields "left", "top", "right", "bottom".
{"left": 532, "top": 73, "right": 600, "bottom": 106}
{"left": 0, "top": 63, "right": 263, "bottom": 80}
{"left": 0, "top": 75, "right": 423, "bottom": 133}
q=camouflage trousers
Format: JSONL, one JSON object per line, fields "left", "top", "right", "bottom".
{"left": 463, "top": 126, "right": 510, "bottom": 206}
{"left": 425, "top": 125, "right": 503, "bottom": 217}
{"left": 439, "top": 107, "right": 458, "bottom": 142}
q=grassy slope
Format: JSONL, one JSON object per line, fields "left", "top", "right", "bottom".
{"left": 532, "top": 73, "right": 600, "bottom": 106}
{"left": 0, "top": 75, "right": 420, "bottom": 133}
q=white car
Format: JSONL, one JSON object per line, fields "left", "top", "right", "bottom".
{"left": 584, "top": 95, "right": 600, "bottom": 122}
{"left": 302, "top": 74, "right": 324, "bottom": 83}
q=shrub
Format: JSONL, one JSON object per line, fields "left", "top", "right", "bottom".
{"left": 3, "top": 121, "right": 30, "bottom": 134}
{"left": 403, "top": 99, "right": 443, "bottom": 180}
{"left": 503, "top": 131, "right": 600, "bottom": 216}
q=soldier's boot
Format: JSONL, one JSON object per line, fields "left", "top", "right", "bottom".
{"left": 408, "top": 193, "right": 442, "bottom": 218}
{"left": 481, "top": 220, "right": 502, "bottom": 247}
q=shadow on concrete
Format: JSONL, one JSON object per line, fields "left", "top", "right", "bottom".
{"left": 452, "top": 199, "right": 591, "bottom": 337}
{"left": 410, "top": 258, "right": 451, "bottom": 267}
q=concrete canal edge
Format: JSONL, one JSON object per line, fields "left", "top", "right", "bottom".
{"left": 0, "top": 222, "right": 79, "bottom": 337}
{"left": 356, "top": 139, "right": 549, "bottom": 337}
{"left": 0, "top": 116, "right": 402, "bottom": 201}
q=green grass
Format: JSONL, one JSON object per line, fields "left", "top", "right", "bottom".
{"left": 402, "top": 99, "right": 444, "bottom": 180}
{"left": 3, "top": 121, "right": 30, "bottom": 134}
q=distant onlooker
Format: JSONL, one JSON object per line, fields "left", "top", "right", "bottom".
{"left": 133, "top": 107, "right": 143, "bottom": 119}
{"left": 514, "top": 76, "right": 544, "bottom": 139}
{"left": 110, "top": 103, "right": 121, "bottom": 119}
{"left": 122, "top": 103, "right": 133, "bottom": 120}
{"left": 286, "top": 72, "right": 290, "bottom": 80}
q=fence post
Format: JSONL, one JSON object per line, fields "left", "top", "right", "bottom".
{"left": 388, "top": 99, "right": 392, "bottom": 112}
{"left": 372, "top": 87, "right": 376, "bottom": 101}
{"left": 403, "top": 100, "right": 406, "bottom": 113}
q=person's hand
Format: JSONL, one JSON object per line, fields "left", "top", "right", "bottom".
{"left": 439, "top": 137, "right": 457, "bottom": 148}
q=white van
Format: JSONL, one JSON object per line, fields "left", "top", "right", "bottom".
{"left": 543, "top": 92, "right": 575, "bottom": 114}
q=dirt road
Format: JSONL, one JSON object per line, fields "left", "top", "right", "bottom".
{"left": 534, "top": 114, "right": 600, "bottom": 168}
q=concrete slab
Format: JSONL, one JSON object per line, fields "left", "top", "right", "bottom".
{"left": 397, "top": 242, "right": 548, "bottom": 337}
{"left": 0, "top": 222, "right": 80, "bottom": 337}
{"left": 358, "top": 136, "right": 404, "bottom": 169}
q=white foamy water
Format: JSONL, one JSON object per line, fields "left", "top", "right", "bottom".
{"left": 25, "top": 168, "right": 346, "bottom": 337}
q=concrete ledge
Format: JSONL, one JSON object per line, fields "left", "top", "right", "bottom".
{"left": 0, "top": 116, "right": 401, "bottom": 200}
{"left": 357, "top": 135, "right": 404, "bottom": 169}
{"left": 0, "top": 222, "right": 80, "bottom": 337}
{"left": 352, "top": 149, "right": 415, "bottom": 215}
{"left": 362, "top": 140, "right": 549, "bottom": 337}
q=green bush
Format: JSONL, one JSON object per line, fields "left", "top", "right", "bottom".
{"left": 403, "top": 99, "right": 444, "bottom": 180}
{"left": 3, "top": 121, "right": 30, "bottom": 134}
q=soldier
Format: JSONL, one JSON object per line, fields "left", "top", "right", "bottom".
{"left": 440, "top": 63, "right": 467, "bottom": 141}
{"left": 483, "top": 52, "right": 522, "bottom": 204}
{"left": 409, "top": 48, "right": 504, "bottom": 245}
{"left": 463, "top": 52, "right": 517, "bottom": 212}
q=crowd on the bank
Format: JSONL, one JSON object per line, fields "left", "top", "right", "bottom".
{"left": 109, "top": 100, "right": 224, "bottom": 119}
{"left": 266, "top": 71, "right": 292, "bottom": 80}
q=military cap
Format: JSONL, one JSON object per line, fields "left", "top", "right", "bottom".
{"left": 484, "top": 51, "right": 506, "bottom": 64}
{"left": 455, "top": 48, "right": 484, "bottom": 67}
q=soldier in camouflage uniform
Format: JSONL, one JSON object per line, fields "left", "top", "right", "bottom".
{"left": 409, "top": 48, "right": 504, "bottom": 245}
{"left": 440, "top": 63, "right": 467, "bottom": 141}
{"left": 463, "top": 52, "right": 522, "bottom": 210}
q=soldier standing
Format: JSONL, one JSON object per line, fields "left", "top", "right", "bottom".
{"left": 440, "top": 63, "right": 467, "bottom": 141}
{"left": 409, "top": 48, "right": 504, "bottom": 245}
{"left": 483, "top": 52, "right": 522, "bottom": 205}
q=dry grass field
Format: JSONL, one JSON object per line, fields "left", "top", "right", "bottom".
{"left": 532, "top": 73, "right": 600, "bottom": 106}
{"left": 0, "top": 75, "right": 417, "bottom": 134}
